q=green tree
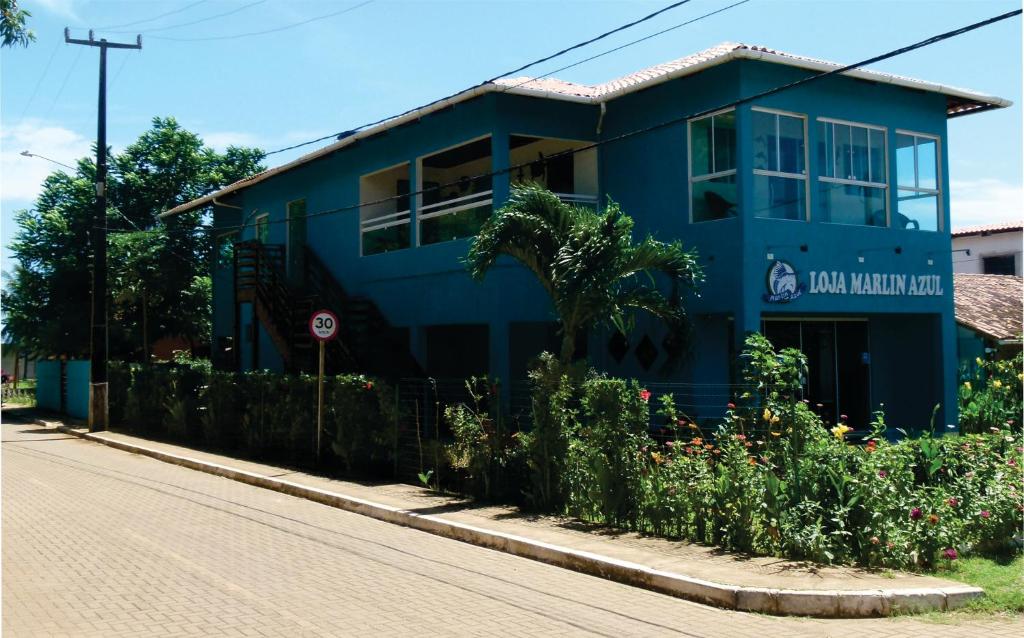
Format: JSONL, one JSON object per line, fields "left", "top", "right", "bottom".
{"left": 1, "top": 0, "right": 33, "bottom": 48}
{"left": 2, "top": 117, "right": 264, "bottom": 360}
{"left": 467, "top": 185, "right": 703, "bottom": 364}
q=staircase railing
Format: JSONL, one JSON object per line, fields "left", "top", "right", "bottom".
{"left": 235, "top": 240, "right": 298, "bottom": 368}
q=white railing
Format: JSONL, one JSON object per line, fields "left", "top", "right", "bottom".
{"left": 360, "top": 209, "right": 411, "bottom": 234}
{"left": 554, "top": 192, "right": 598, "bottom": 206}
{"left": 417, "top": 189, "right": 493, "bottom": 221}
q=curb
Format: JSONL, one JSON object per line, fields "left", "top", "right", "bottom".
{"left": 48, "top": 422, "right": 983, "bottom": 618}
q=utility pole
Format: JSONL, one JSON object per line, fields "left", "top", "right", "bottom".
{"left": 64, "top": 28, "right": 141, "bottom": 432}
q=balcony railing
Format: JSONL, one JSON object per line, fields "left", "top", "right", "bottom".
{"left": 418, "top": 189, "right": 493, "bottom": 245}
{"left": 554, "top": 192, "right": 598, "bottom": 207}
{"left": 361, "top": 209, "right": 411, "bottom": 255}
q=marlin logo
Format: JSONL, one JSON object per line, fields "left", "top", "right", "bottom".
{"left": 763, "top": 260, "right": 805, "bottom": 303}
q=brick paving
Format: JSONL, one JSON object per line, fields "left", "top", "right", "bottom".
{"left": 3, "top": 415, "right": 1021, "bottom": 637}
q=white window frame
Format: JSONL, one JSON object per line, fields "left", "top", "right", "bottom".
{"left": 359, "top": 161, "right": 412, "bottom": 257}
{"left": 415, "top": 134, "right": 493, "bottom": 247}
{"left": 752, "top": 107, "right": 809, "bottom": 222}
{"left": 253, "top": 213, "right": 269, "bottom": 243}
{"left": 895, "top": 129, "right": 943, "bottom": 232}
{"left": 816, "top": 117, "right": 889, "bottom": 226}
{"left": 687, "top": 107, "right": 737, "bottom": 223}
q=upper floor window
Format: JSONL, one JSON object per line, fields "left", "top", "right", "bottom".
{"left": 753, "top": 108, "right": 807, "bottom": 220}
{"left": 689, "top": 109, "right": 736, "bottom": 222}
{"left": 895, "top": 132, "right": 940, "bottom": 231}
{"left": 254, "top": 213, "right": 269, "bottom": 243}
{"left": 418, "top": 136, "right": 493, "bottom": 245}
{"left": 817, "top": 119, "right": 887, "bottom": 227}
{"left": 215, "top": 232, "right": 237, "bottom": 270}
{"left": 360, "top": 163, "right": 411, "bottom": 256}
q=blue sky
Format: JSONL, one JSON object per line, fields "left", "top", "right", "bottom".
{"left": 2, "top": 0, "right": 1021, "bottom": 278}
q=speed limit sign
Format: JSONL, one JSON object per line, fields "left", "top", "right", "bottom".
{"left": 309, "top": 309, "right": 339, "bottom": 341}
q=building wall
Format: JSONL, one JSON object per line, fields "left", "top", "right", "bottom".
{"left": 952, "top": 231, "right": 1023, "bottom": 275}
{"left": 216, "top": 59, "right": 962, "bottom": 430}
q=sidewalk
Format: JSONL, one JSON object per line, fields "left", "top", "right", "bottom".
{"left": 27, "top": 411, "right": 982, "bottom": 618}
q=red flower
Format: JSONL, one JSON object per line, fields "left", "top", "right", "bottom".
{"left": 947, "top": 497, "right": 958, "bottom": 507}
{"left": 639, "top": 389, "right": 652, "bottom": 402}
{"left": 364, "top": 381, "right": 374, "bottom": 391}
{"left": 909, "top": 507, "right": 923, "bottom": 520}
{"left": 865, "top": 440, "right": 877, "bottom": 453}
{"left": 980, "top": 510, "right": 991, "bottom": 519}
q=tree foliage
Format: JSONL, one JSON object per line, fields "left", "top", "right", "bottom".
{"left": 2, "top": 117, "right": 264, "bottom": 359}
{"left": 0, "top": 0, "right": 33, "bottom": 48}
{"left": 467, "top": 184, "right": 703, "bottom": 364}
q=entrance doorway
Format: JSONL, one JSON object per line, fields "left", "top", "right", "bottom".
{"left": 762, "top": 319, "right": 871, "bottom": 429}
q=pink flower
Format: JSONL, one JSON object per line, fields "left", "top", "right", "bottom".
{"left": 980, "top": 510, "right": 991, "bottom": 519}
{"left": 943, "top": 548, "right": 958, "bottom": 560}
{"left": 735, "top": 434, "right": 746, "bottom": 441}
{"left": 665, "top": 440, "right": 675, "bottom": 448}
{"left": 639, "top": 389, "right": 652, "bottom": 402}
{"left": 1008, "top": 458, "right": 1018, "bottom": 467}
{"left": 840, "top": 414, "right": 849, "bottom": 421}
{"left": 909, "top": 507, "right": 923, "bottom": 520}
{"left": 727, "top": 402, "right": 736, "bottom": 409}
{"left": 947, "top": 497, "right": 959, "bottom": 507}
{"left": 870, "top": 536, "right": 880, "bottom": 545}
{"left": 878, "top": 470, "right": 889, "bottom": 479}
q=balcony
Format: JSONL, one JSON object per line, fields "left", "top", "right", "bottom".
{"left": 360, "top": 163, "right": 411, "bottom": 256}
{"left": 418, "top": 137, "right": 494, "bottom": 246}
{"left": 510, "top": 135, "right": 598, "bottom": 208}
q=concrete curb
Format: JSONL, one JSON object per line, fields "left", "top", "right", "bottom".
{"left": 49, "top": 422, "right": 983, "bottom": 618}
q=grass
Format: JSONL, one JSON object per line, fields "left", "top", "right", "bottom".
{"left": 932, "top": 554, "right": 1024, "bottom": 618}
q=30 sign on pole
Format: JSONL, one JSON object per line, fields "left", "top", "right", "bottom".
{"left": 309, "top": 310, "right": 338, "bottom": 461}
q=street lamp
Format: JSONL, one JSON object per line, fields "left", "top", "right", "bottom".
{"left": 20, "top": 150, "right": 76, "bottom": 171}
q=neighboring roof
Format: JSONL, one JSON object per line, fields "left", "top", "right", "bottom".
{"left": 161, "top": 42, "right": 1012, "bottom": 219}
{"left": 953, "top": 274, "right": 1023, "bottom": 342}
{"left": 951, "top": 221, "right": 1024, "bottom": 237}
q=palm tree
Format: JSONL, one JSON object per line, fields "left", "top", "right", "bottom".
{"left": 467, "top": 185, "right": 703, "bottom": 365}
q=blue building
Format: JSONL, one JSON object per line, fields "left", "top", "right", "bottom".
{"left": 163, "top": 43, "right": 1010, "bottom": 431}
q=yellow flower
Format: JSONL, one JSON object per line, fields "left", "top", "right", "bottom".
{"left": 993, "top": 379, "right": 1003, "bottom": 388}
{"left": 770, "top": 431, "right": 782, "bottom": 438}
{"left": 963, "top": 381, "right": 972, "bottom": 391}
{"left": 771, "top": 415, "right": 781, "bottom": 425}
{"left": 976, "top": 357, "right": 984, "bottom": 366}
{"left": 831, "top": 424, "right": 852, "bottom": 440}
{"left": 762, "top": 408, "right": 772, "bottom": 422}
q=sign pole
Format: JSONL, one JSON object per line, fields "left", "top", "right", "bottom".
{"left": 308, "top": 308, "right": 338, "bottom": 464}
{"left": 317, "top": 339, "right": 325, "bottom": 462}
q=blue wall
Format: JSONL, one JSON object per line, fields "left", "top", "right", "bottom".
{"left": 65, "top": 360, "right": 90, "bottom": 420}
{"left": 217, "top": 58, "right": 962, "bottom": 430}
{"left": 36, "top": 360, "right": 61, "bottom": 412}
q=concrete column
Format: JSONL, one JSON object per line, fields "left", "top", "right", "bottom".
{"left": 491, "top": 133, "right": 510, "bottom": 208}
{"left": 939, "top": 311, "right": 960, "bottom": 432}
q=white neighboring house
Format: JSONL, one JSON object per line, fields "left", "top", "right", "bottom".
{"left": 952, "top": 222, "right": 1023, "bottom": 276}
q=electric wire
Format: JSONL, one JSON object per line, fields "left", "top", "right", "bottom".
{"left": 95, "top": 0, "right": 210, "bottom": 30}
{"left": 18, "top": 39, "right": 62, "bottom": 122}
{"left": 148, "top": 0, "right": 374, "bottom": 41}
{"left": 103, "top": 1, "right": 267, "bottom": 35}
{"left": 97, "top": 8, "right": 1020, "bottom": 239}
{"left": 263, "top": 0, "right": 699, "bottom": 156}
{"left": 43, "top": 46, "right": 85, "bottom": 121}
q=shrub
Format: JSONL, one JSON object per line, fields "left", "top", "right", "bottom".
{"left": 959, "top": 351, "right": 1023, "bottom": 434}
{"left": 444, "top": 377, "right": 515, "bottom": 500}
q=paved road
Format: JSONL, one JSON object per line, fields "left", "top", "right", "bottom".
{"left": 3, "top": 415, "right": 1020, "bottom": 637}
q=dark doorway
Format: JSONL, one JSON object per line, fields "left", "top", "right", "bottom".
{"left": 762, "top": 319, "right": 871, "bottom": 429}
{"left": 425, "top": 324, "right": 489, "bottom": 378}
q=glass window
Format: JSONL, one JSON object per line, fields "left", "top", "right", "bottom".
{"left": 254, "top": 214, "right": 269, "bottom": 243}
{"left": 689, "top": 110, "right": 736, "bottom": 222}
{"left": 215, "top": 233, "right": 237, "bottom": 269}
{"left": 753, "top": 109, "right": 807, "bottom": 220}
{"left": 817, "top": 120, "right": 887, "bottom": 226}
{"left": 895, "top": 132, "right": 941, "bottom": 231}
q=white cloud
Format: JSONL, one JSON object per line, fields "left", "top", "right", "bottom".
{"left": 949, "top": 178, "right": 1024, "bottom": 228}
{"left": 0, "top": 119, "right": 91, "bottom": 202}
{"left": 30, "top": 0, "right": 80, "bottom": 20}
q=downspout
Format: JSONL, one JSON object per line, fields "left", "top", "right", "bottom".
{"left": 596, "top": 101, "right": 607, "bottom": 135}
{"left": 213, "top": 196, "right": 243, "bottom": 209}
{"left": 596, "top": 102, "right": 607, "bottom": 210}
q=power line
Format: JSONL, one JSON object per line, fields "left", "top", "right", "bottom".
{"left": 149, "top": 0, "right": 374, "bottom": 41}
{"left": 264, "top": 0, "right": 699, "bottom": 156}
{"left": 126, "top": 8, "right": 1019, "bottom": 238}
{"left": 501, "top": 0, "right": 752, "bottom": 96}
{"left": 19, "top": 39, "right": 62, "bottom": 122}
{"left": 104, "top": 0, "right": 267, "bottom": 35}
{"left": 95, "top": 0, "right": 210, "bottom": 30}
{"left": 43, "top": 45, "right": 85, "bottom": 121}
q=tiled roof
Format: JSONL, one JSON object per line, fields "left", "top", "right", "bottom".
{"left": 951, "top": 221, "right": 1024, "bottom": 237}
{"left": 161, "top": 42, "right": 1011, "bottom": 218}
{"left": 953, "top": 274, "right": 1023, "bottom": 341}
